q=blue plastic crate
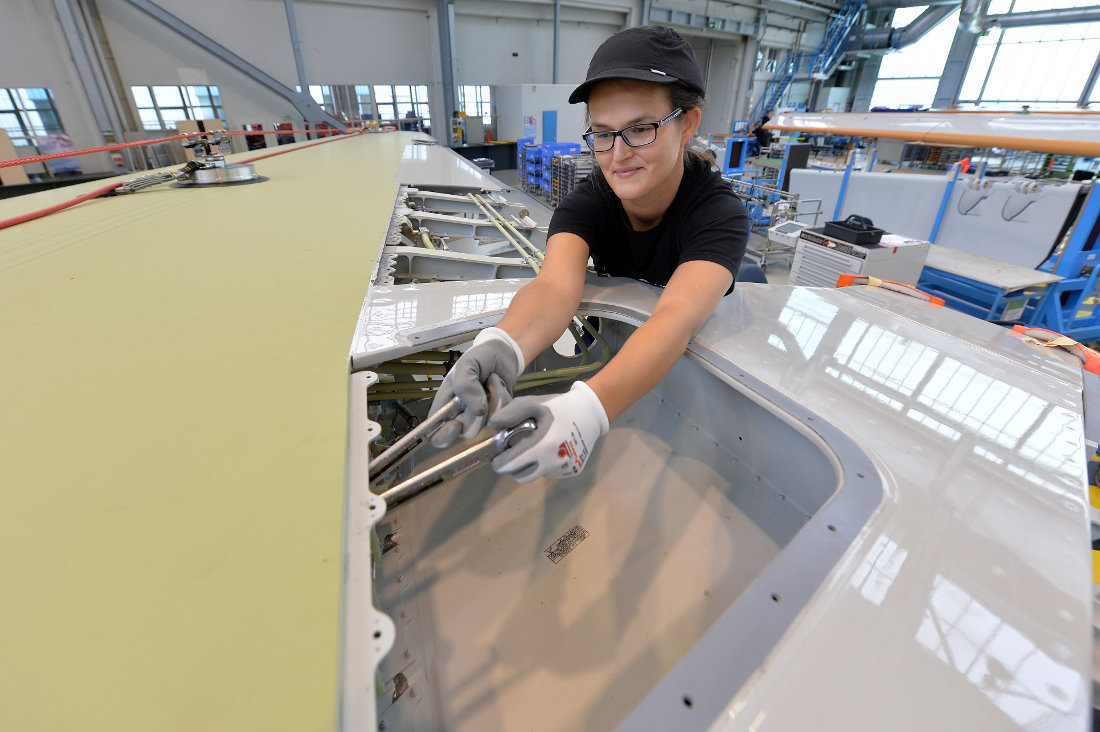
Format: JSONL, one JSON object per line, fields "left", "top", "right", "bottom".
{"left": 527, "top": 173, "right": 539, "bottom": 186}
{"left": 526, "top": 162, "right": 539, "bottom": 174}
{"left": 541, "top": 142, "right": 582, "bottom": 156}
{"left": 540, "top": 178, "right": 552, "bottom": 193}
{"left": 516, "top": 137, "right": 534, "bottom": 160}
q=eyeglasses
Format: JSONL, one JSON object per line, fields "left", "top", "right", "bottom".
{"left": 582, "top": 108, "right": 683, "bottom": 153}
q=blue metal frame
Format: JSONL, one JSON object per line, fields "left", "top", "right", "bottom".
{"left": 918, "top": 181, "right": 1100, "bottom": 340}
{"left": 929, "top": 164, "right": 961, "bottom": 243}
{"left": 833, "top": 153, "right": 854, "bottom": 220}
{"left": 721, "top": 135, "right": 753, "bottom": 176}
{"left": 1031, "top": 186, "right": 1100, "bottom": 340}
{"left": 917, "top": 267, "right": 1045, "bottom": 323}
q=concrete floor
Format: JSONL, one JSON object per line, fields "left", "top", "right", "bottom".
{"left": 487, "top": 168, "right": 792, "bottom": 285}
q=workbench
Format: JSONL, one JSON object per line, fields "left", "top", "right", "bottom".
{"left": 918, "top": 244, "right": 1063, "bottom": 322}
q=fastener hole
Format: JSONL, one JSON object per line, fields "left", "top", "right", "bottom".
{"left": 373, "top": 630, "right": 382, "bottom": 639}
{"left": 828, "top": 524, "right": 837, "bottom": 532}
{"left": 771, "top": 593, "right": 782, "bottom": 603}
{"left": 857, "top": 473, "right": 865, "bottom": 479}
{"left": 683, "top": 695, "right": 694, "bottom": 709}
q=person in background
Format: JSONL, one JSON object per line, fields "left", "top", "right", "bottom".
{"left": 753, "top": 111, "right": 773, "bottom": 150}
{"left": 428, "top": 25, "right": 749, "bottom": 483}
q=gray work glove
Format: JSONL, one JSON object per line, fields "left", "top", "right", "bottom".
{"left": 489, "top": 381, "right": 609, "bottom": 483}
{"left": 428, "top": 327, "right": 526, "bottom": 448}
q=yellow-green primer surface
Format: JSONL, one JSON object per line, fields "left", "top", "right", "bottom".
{"left": 0, "top": 133, "right": 411, "bottom": 730}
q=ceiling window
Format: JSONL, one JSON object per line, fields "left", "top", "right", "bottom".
{"left": 958, "top": 3, "right": 1100, "bottom": 110}
{"left": 132, "top": 85, "right": 224, "bottom": 130}
{"left": 0, "top": 87, "right": 64, "bottom": 147}
{"left": 869, "top": 8, "right": 960, "bottom": 110}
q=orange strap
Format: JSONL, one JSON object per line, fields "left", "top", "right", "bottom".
{"left": 836, "top": 274, "right": 945, "bottom": 306}
{"left": 1011, "top": 325, "right": 1100, "bottom": 375}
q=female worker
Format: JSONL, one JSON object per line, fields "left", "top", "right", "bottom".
{"left": 428, "top": 25, "right": 749, "bottom": 482}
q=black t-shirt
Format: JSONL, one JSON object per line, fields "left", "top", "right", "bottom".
{"left": 547, "top": 155, "right": 749, "bottom": 292}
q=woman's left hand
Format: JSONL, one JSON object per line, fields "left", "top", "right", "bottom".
{"left": 488, "top": 381, "right": 610, "bottom": 483}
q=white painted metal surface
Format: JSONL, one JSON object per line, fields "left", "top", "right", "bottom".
{"left": 925, "top": 244, "right": 1064, "bottom": 291}
{"left": 347, "top": 275, "right": 1091, "bottom": 730}
{"left": 395, "top": 137, "right": 506, "bottom": 190}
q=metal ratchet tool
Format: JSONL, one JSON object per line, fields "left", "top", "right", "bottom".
{"left": 380, "top": 420, "right": 537, "bottom": 509}
{"left": 369, "top": 396, "right": 463, "bottom": 483}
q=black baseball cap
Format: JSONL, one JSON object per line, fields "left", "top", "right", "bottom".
{"left": 568, "top": 25, "right": 705, "bottom": 104}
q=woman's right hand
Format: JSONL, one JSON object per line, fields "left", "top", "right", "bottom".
{"left": 428, "top": 327, "right": 526, "bottom": 448}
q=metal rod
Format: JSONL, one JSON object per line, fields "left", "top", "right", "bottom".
{"left": 380, "top": 420, "right": 537, "bottom": 508}
{"left": 472, "top": 193, "right": 545, "bottom": 261}
{"left": 465, "top": 194, "right": 543, "bottom": 272}
{"left": 369, "top": 396, "right": 462, "bottom": 482}
{"left": 983, "top": 6, "right": 1100, "bottom": 30}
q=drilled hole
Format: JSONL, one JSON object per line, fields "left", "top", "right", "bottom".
{"left": 683, "top": 695, "right": 694, "bottom": 709}
{"left": 771, "top": 593, "right": 781, "bottom": 603}
{"left": 857, "top": 473, "right": 865, "bottom": 479}
{"left": 828, "top": 524, "right": 837, "bottom": 532}
{"left": 373, "top": 630, "right": 382, "bottom": 639}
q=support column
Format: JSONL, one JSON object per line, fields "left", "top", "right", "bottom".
{"left": 51, "top": 0, "right": 125, "bottom": 148}
{"left": 734, "top": 37, "right": 757, "bottom": 122}
{"left": 436, "top": 0, "right": 457, "bottom": 143}
{"left": 932, "top": 24, "right": 979, "bottom": 109}
{"left": 849, "top": 55, "right": 882, "bottom": 112}
{"left": 553, "top": 0, "right": 561, "bottom": 84}
{"left": 1079, "top": 49, "right": 1100, "bottom": 108}
{"left": 284, "top": 0, "right": 310, "bottom": 103}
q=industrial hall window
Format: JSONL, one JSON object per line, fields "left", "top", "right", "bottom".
{"left": 459, "top": 85, "right": 492, "bottom": 124}
{"left": 375, "top": 85, "right": 430, "bottom": 125}
{"left": 131, "top": 85, "right": 225, "bottom": 130}
{"left": 297, "top": 85, "right": 374, "bottom": 122}
{"left": 302, "top": 85, "right": 336, "bottom": 112}
{"left": 869, "top": 8, "right": 959, "bottom": 109}
{"left": 353, "top": 85, "right": 372, "bottom": 119}
{"left": 958, "top": 0, "right": 1100, "bottom": 110}
{"left": 0, "top": 88, "right": 64, "bottom": 148}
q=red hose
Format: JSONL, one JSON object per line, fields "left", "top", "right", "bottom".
{"left": 239, "top": 132, "right": 355, "bottom": 163}
{"left": 0, "top": 181, "right": 123, "bottom": 232}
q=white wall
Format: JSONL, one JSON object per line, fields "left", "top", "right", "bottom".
{"left": 1, "top": 0, "right": 793, "bottom": 174}
{"left": 686, "top": 36, "right": 745, "bottom": 136}
{"left": 455, "top": 1, "right": 627, "bottom": 87}
{"left": 496, "top": 84, "right": 585, "bottom": 145}
{"left": 97, "top": 0, "right": 441, "bottom": 146}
